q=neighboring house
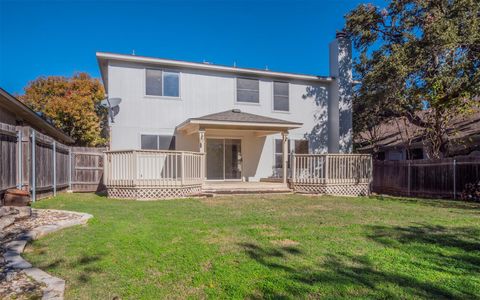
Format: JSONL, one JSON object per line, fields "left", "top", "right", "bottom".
{"left": 356, "top": 112, "right": 480, "bottom": 160}
{"left": 0, "top": 88, "right": 73, "bottom": 144}
{"left": 97, "top": 32, "right": 353, "bottom": 182}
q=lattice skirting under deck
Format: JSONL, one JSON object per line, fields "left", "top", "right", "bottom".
{"left": 107, "top": 185, "right": 202, "bottom": 200}
{"left": 291, "top": 183, "right": 370, "bottom": 196}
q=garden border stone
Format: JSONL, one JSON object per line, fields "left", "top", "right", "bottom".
{"left": 2, "top": 209, "right": 93, "bottom": 300}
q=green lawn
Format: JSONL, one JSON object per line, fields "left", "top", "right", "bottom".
{"left": 26, "top": 193, "right": 480, "bottom": 299}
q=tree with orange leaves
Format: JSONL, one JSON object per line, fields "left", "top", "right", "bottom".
{"left": 20, "top": 73, "right": 107, "bottom": 146}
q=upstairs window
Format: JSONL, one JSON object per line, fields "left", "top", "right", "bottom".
{"left": 145, "top": 69, "right": 179, "bottom": 97}
{"left": 237, "top": 78, "right": 259, "bottom": 103}
{"left": 141, "top": 134, "right": 176, "bottom": 150}
{"left": 273, "top": 81, "right": 289, "bottom": 111}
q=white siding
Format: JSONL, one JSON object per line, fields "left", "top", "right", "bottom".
{"left": 108, "top": 60, "right": 333, "bottom": 180}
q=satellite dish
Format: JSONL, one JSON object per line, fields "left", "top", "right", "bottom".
{"left": 101, "top": 97, "right": 122, "bottom": 107}
{"left": 101, "top": 98, "right": 122, "bottom": 123}
{"left": 108, "top": 98, "right": 122, "bottom": 107}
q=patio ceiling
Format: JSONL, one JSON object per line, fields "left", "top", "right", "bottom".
{"left": 176, "top": 109, "right": 303, "bottom": 136}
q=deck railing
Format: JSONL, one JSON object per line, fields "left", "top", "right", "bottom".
{"left": 104, "top": 150, "right": 204, "bottom": 187}
{"left": 291, "top": 154, "right": 372, "bottom": 184}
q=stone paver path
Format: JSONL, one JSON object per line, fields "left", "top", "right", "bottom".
{"left": 0, "top": 209, "right": 92, "bottom": 300}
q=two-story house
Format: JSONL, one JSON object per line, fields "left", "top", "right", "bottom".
{"left": 97, "top": 32, "right": 352, "bottom": 183}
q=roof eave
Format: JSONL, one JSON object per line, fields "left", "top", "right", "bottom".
{"left": 177, "top": 119, "right": 303, "bottom": 133}
{"left": 97, "top": 56, "right": 109, "bottom": 95}
{"left": 0, "top": 88, "right": 75, "bottom": 144}
{"left": 96, "top": 52, "right": 333, "bottom": 83}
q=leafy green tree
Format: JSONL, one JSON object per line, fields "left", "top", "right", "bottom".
{"left": 20, "top": 73, "right": 107, "bottom": 146}
{"left": 347, "top": 0, "right": 480, "bottom": 158}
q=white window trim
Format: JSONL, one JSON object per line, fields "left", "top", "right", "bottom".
{"left": 234, "top": 77, "right": 261, "bottom": 106}
{"left": 272, "top": 138, "right": 310, "bottom": 170}
{"left": 144, "top": 68, "right": 182, "bottom": 100}
{"left": 272, "top": 81, "right": 290, "bottom": 113}
{"left": 273, "top": 137, "right": 291, "bottom": 170}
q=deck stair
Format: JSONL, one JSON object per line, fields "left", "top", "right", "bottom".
{"left": 202, "top": 182, "right": 292, "bottom": 195}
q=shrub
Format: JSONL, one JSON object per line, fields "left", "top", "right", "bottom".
{"left": 461, "top": 181, "right": 480, "bottom": 202}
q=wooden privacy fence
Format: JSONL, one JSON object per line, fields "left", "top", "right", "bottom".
{"left": 372, "top": 157, "right": 480, "bottom": 199}
{"left": 104, "top": 150, "right": 204, "bottom": 200}
{"left": 0, "top": 123, "right": 17, "bottom": 194}
{"left": 290, "top": 154, "right": 372, "bottom": 196}
{"left": 0, "top": 121, "right": 106, "bottom": 201}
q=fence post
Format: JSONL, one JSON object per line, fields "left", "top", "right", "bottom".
{"left": 53, "top": 141, "right": 56, "bottom": 196}
{"left": 133, "top": 150, "right": 137, "bottom": 186}
{"left": 325, "top": 154, "right": 329, "bottom": 184}
{"left": 31, "top": 130, "right": 36, "bottom": 202}
{"left": 181, "top": 152, "right": 185, "bottom": 185}
{"left": 407, "top": 161, "right": 411, "bottom": 197}
{"left": 16, "top": 129, "right": 22, "bottom": 189}
{"left": 453, "top": 159, "right": 456, "bottom": 200}
{"left": 68, "top": 148, "right": 72, "bottom": 191}
{"left": 291, "top": 153, "right": 296, "bottom": 183}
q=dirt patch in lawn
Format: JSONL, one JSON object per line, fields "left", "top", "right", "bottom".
{"left": 204, "top": 229, "right": 241, "bottom": 253}
{"left": 307, "top": 204, "right": 333, "bottom": 211}
{"left": 198, "top": 198, "right": 233, "bottom": 206}
{"left": 271, "top": 239, "right": 300, "bottom": 247}
{"left": 250, "top": 224, "right": 281, "bottom": 237}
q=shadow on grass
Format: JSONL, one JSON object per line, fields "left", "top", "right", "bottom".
{"left": 35, "top": 252, "right": 103, "bottom": 284}
{"left": 369, "top": 224, "right": 480, "bottom": 276}
{"left": 239, "top": 224, "right": 480, "bottom": 299}
{"left": 373, "top": 195, "right": 480, "bottom": 211}
{"left": 369, "top": 224, "right": 480, "bottom": 251}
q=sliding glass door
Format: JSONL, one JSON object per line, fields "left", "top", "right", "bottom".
{"left": 206, "top": 139, "right": 242, "bottom": 180}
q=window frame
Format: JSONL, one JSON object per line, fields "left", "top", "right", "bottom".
{"left": 140, "top": 134, "right": 176, "bottom": 150}
{"left": 273, "top": 138, "right": 309, "bottom": 170}
{"left": 144, "top": 68, "right": 182, "bottom": 100}
{"left": 272, "top": 81, "right": 290, "bottom": 113}
{"left": 273, "top": 138, "right": 291, "bottom": 169}
{"left": 235, "top": 77, "right": 261, "bottom": 105}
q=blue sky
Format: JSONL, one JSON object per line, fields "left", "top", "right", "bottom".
{"left": 0, "top": 0, "right": 386, "bottom": 94}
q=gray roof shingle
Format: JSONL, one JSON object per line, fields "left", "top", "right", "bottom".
{"left": 190, "top": 109, "right": 302, "bottom": 125}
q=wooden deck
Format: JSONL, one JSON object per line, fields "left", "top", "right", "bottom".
{"left": 203, "top": 181, "right": 292, "bottom": 194}
{"left": 103, "top": 151, "right": 372, "bottom": 199}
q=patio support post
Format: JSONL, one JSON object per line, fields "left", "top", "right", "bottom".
{"left": 199, "top": 130, "right": 206, "bottom": 153}
{"left": 199, "top": 129, "right": 206, "bottom": 180}
{"left": 282, "top": 131, "right": 288, "bottom": 184}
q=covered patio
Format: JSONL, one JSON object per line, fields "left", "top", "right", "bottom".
{"left": 176, "top": 109, "right": 303, "bottom": 184}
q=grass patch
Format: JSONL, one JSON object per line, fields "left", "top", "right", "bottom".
{"left": 26, "top": 193, "right": 480, "bottom": 299}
